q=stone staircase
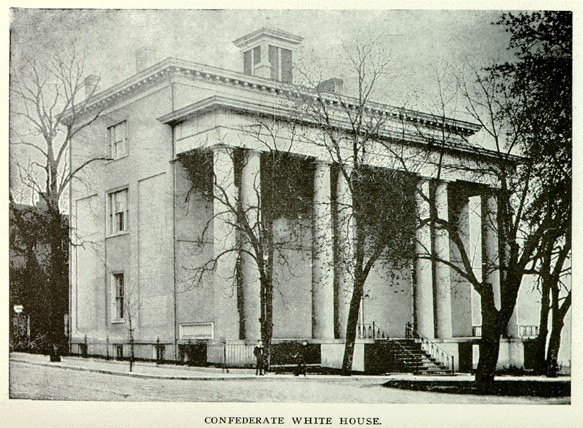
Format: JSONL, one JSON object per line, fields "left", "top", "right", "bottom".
{"left": 386, "top": 339, "right": 452, "bottom": 375}
{"left": 363, "top": 323, "right": 454, "bottom": 375}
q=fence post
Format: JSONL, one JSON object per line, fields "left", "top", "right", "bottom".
{"left": 222, "top": 339, "right": 229, "bottom": 373}
{"left": 156, "top": 337, "right": 161, "bottom": 364}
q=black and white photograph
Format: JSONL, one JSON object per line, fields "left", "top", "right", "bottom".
{"left": 5, "top": 4, "right": 578, "bottom": 426}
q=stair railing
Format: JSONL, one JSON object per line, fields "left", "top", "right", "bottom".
{"left": 357, "top": 321, "right": 389, "bottom": 340}
{"left": 405, "top": 323, "right": 455, "bottom": 374}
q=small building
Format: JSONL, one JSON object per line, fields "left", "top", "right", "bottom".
{"left": 68, "top": 28, "right": 533, "bottom": 372}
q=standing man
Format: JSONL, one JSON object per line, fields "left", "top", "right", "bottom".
{"left": 294, "top": 340, "right": 308, "bottom": 376}
{"left": 254, "top": 340, "right": 265, "bottom": 375}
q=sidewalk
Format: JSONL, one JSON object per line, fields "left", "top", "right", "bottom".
{"left": 9, "top": 352, "right": 570, "bottom": 385}
{"left": 11, "top": 352, "right": 263, "bottom": 381}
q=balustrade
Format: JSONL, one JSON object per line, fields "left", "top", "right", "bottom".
{"left": 357, "top": 322, "right": 388, "bottom": 339}
{"left": 471, "top": 324, "right": 539, "bottom": 338}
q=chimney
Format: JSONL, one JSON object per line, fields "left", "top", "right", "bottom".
{"left": 316, "top": 78, "right": 344, "bottom": 94}
{"left": 136, "top": 47, "right": 157, "bottom": 73}
{"left": 84, "top": 74, "right": 99, "bottom": 99}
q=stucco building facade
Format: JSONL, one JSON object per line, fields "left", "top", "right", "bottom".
{"left": 69, "top": 28, "right": 534, "bottom": 372}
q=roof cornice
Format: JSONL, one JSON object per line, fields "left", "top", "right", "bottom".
{"left": 158, "top": 95, "right": 518, "bottom": 164}
{"left": 232, "top": 27, "right": 304, "bottom": 49}
{"left": 65, "top": 57, "right": 481, "bottom": 136}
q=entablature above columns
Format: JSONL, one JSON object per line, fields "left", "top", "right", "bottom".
{"left": 167, "top": 99, "right": 503, "bottom": 189}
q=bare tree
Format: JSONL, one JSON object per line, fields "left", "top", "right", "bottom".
{"left": 413, "top": 54, "right": 570, "bottom": 382}
{"left": 10, "top": 50, "right": 111, "bottom": 357}
{"left": 177, "top": 118, "right": 310, "bottom": 365}
{"left": 293, "top": 41, "right": 418, "bottom": 375}
{"left": 123, "top": 280, "right": 140, "bottom": 372}
{"left": 490, "top": 11, "right": 572, "bottom": 376}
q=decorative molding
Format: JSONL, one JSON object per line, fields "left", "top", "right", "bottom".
{"left": 63, "top": 57, "right": 482, "bottom": 137}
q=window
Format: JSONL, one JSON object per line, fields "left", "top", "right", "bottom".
{"left": 112, "top": 273, "right": 125, "bottom": 321}
{"left": 280, "top": 48, "right": 293, "bottom": 83}
{"left": 269, "top": 45, "right": 279, "bottom": 80}
{"left": 268, "top": 45, "right": 293, "bottom": 83}
{"left": 108, "top": 189, "right": 128, "bottom": 234}
{"left": 253, "top": 46, "right": 261, "bottom": 65}
{"left": 109, "top": 121, "right": 128, "bottom": 159}
{"left": 243, "top": 50, "right": 252, "bottom": 75}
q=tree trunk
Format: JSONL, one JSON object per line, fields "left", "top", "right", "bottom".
{"left": 262, "top": 275, "right": 274, "bottom": 370}
{"left": 532, "top": 281, "right": 550, "bottom": 374}
{"left": 129, "top": 326, "right": 135, "bottom": 373}
{"left": 545, "top": 321, "right": 562, "bottom": 377}
{"left": 546, "top": 292, "right": 571, "bottom": 377}
{"left": 532, "top": 236, "right": 553, "bottom": 374}
{"left": 341, "top": 278, "right": 364, "bottom": 376}
{"left": 475, "top": 295, "right": 502, "bottom": 384}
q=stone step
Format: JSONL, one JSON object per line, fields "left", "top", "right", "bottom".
{"left": 373, "top": 338, "right": 453, "bottom": 376}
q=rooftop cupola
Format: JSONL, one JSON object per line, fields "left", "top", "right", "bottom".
{"left": 233, "top": 28, "right": 304, "bottom": 83}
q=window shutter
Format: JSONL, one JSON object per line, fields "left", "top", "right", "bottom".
{"left": 253, "top": 46, "right": 261, "bottom": 65}
{"left": 110, "top": 274, "right": 116, "bottom": 322}
{"left": 281, "top": 49, "right": 293, "bottom": 83}
{"left": 243, "top": 50, "right": 252, "bottom": 75}
{"left": 269, "top": 45, "right": 279, "bottom": 80}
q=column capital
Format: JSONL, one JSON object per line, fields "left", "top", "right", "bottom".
{"left": 337, "top": 162, "right": 354, "bottom": 174}
{"left": 244, "top": 147, "right": 263, "bottom": 156}
{"left": 481, "top": 186, "right": 500, "bottom": 198}
{"left": 313, "top": 158, "right": 332, "bottom": 167}
{"left": 432, "top": 177, "right": 452, "bottom": 185}
{"left": 211, "top": 143, "right": 233, "bottom": 153}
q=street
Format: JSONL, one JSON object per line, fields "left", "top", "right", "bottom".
{"left": 9, "top": 360, "right": 569, "bottom": 404}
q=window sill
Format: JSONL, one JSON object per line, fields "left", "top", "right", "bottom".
{"left": 106, "top": 154, "right": 129, "bottom": 164}
{"left": 106, "top": 231, "right": 130, "bottom": 239}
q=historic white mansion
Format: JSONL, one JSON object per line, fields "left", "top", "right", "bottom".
{"left": 69, "top": 28, "right": 537, "bottom": 372}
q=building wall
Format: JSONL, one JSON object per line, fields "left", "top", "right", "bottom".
{"left": 71, "top": 84, "right": 175, "bottom": 350}
{"left": 272, "top": 246, "right": 313, "bottom": 340}
{"left": 73, "top": 195, "right": 105, "bottom": 336}
{"left": 174, "top": 161, "right": 218, "bottom": 339}
{"left": 362, "top": 261, "right": 413, "bottom": 338}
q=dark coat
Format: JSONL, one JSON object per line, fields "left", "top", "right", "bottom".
{"left": 254, "top": 345, "right": 265, "bottom": 363}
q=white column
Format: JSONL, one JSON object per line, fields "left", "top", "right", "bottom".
{"left": 433, "top": 181, "right": 453, "bottom": 339}
{"left": 241, "top": 150, "right": 262, "bottom": 341}
{"left": 415, "top": 179, "right": 434, "bottom": 338}
{"left": 450, "top": 193, "right": 474, "bottom": 337}
{"left": 312, "top": 161, "right": 334, "bottom": 340}
{"left": 482, "top": 193, "right": 501, "bottom": 311}
{"left": 484, "top": 192, "right": 519, "bottom": 339}
{"left": 336, "top": 167, "right": 354, "bottom": 339}
{"left": 212, "top": 145, "right": 239, "bottom": 340}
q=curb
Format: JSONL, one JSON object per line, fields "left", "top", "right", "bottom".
{"left": 11, "top": 359, "right": 268, "bottom": 381}
{"left": 10, "top": 358, "right": 384, "bottom": 383}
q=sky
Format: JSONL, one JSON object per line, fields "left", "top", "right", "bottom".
{"left": 9, "top": 9, "right": 518, "bottom": 203}
{"left": 8, "top": 8, "right": 521, "bottom": 208}
{"left": 10, "top": 9, "right": 513, "bottom": 112}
